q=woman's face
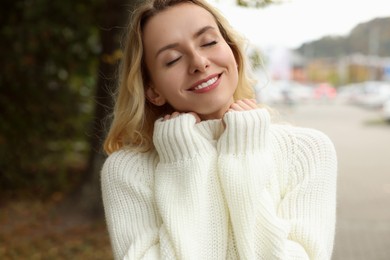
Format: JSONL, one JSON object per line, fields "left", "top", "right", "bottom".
{"left": 143, "top": 3, "right": 238, "bottom": 120}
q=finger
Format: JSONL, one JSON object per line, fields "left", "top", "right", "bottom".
{"left": 242, "top": 99, "right": 258, "bottom": 109}
{"left": 236, "top": 100, "right": 252, "bottom": 110}
{"left": 230, "top": 102, "right": 244, "bottom": 111}
{"left": 171, "top": 111, "right": 180, "bottom": 118}
{"left": 248, "top": 98, "right": 258, "bottom": 105}
{"left": 187, "top": 112, "right": 201, "bottom": 123}
{"left": 163, "top": 112, "right": 180, "bottom": 121}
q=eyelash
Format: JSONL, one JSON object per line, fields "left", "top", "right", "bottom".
{"left": 165, "top": 41, "right": 218, "bottom": 66}
{"left": 203, "top": 41, "right": 217, "bottom": 47}
{"left": 166, "top": 57, "right": 181, "bottom": 66}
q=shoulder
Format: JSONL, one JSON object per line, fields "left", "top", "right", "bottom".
{"left": 291, "top": 126, "right": 336, "bottom": 162}
{"left": 101, "top": 148, "right": 158, "bottom": 188}
{"left": 271, "top": 123, "right": 337, "bottom": 171}
{"left": 271, "top": 123, "right": 335, "bottom": 152}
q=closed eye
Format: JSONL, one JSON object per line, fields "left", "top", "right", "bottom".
{"left": 202, "top": 41, "right": 217, "bottom": 47}
{"left": 166, "top": 57, "right": 181, "bottom": 66}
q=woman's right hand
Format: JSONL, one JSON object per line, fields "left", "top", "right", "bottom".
{"left": 228, "top": 98, "right": 258, "bottom": 112}
{"left": 163, "top": 111, "right": 201, "bottom": 123}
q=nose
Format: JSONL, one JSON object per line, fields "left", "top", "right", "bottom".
{"left": 188, "top": 51, "right": 209, "bottom": 74}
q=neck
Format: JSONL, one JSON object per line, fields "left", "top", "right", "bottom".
{"left": 198, "top": 99, "right": 234, "bottom": 121}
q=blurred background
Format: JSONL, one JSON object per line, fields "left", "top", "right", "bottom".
{"left": 1, "top": 0, "right": 390, "bottom": 259}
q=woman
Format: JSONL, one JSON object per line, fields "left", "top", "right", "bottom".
{"left": 101, "top": 0, "right": 337, "bottom": 259}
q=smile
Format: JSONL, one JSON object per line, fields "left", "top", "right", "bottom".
{"left": 194, "top": 76, "right": 218, "bottom": 90}
{"left": 189, "top": 73, "right": 222, "bottom": 93}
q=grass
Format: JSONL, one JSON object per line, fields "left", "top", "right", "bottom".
{"left": 0, "top": 198, "right": 113, "bottom": 260}
{"left": 363, "top": 117, "right": 390, "bottom": 126}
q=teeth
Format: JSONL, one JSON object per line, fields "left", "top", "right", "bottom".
{"left": 194, "top": 76, "right": 218, "bottom": 90}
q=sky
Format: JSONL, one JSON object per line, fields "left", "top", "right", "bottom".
{"left": 209, "top": 0, "right": 390, "bottom": 50}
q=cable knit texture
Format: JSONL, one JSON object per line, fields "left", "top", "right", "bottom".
{"left": 101, "top": 109, "right": 337, "bottom": 260}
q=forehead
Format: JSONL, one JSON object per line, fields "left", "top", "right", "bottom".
{"left": 142, "top": 3, "right": 219, "bottom": 51}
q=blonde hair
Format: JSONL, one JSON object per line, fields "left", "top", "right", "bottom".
{"left": 104, "top": 0, "right": 256, "bottom": 154}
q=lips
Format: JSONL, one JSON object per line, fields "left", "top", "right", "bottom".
{"left": 188, "top": 73, "right": 222, "bottom": 93}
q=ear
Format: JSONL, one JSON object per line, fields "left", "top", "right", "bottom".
{"left": 145, "top": 86, "right": 166, "bottom": 106}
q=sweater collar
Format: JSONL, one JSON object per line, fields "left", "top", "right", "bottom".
{"left": 195, "top": 119, "right": 224, "bottom": 142}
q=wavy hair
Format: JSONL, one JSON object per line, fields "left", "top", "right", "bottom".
{"left": 104, "top": 0, "right": 256, "bottom": 154}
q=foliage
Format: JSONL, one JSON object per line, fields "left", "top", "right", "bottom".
{"left": 296, "top": 17, "right": 390, "bottom": 58}
{"left": 237, "top": 0, "right": 282, "bottom": 8}
{"left": 0, "top": 0, "right": 102, "bottom": 196}
{"left": 248, "top": 48, "right": 263, "bottom": 70}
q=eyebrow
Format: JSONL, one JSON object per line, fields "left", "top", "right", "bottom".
{"left": 155, "top": 26, "right": 216, "bottom": 58}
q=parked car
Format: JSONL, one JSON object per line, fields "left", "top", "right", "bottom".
{"left": 359, "top": 81, "right": 390, "bottom": 109}
{"left": 255, "top": 80, "right": 314, "bottom": 105}
{"left": 383, "top": 99, "right": 390, "bottom": 122}
{"left": 337, "top": 81, "right": 390, "bottom": 109}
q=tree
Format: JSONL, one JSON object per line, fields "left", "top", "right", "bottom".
{"left": 66, "top": 0, "right": 143, "bottom": 218}
{"left": 0, "top": 0, "right": 100, "bottom": 197}
{"left": 237, "top": 0, "right": 282, "bottom": 8}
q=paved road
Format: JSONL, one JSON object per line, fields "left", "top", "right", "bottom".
{"left": 275, "top": 102, "right": 390, "bottom": 260}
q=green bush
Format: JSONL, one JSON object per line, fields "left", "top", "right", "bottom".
{"left": 0, "top": 0, "right": 102, "bottom": 197}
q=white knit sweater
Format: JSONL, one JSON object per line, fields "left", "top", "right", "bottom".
{"left": 101, "top": 109, "right": 337, "bottom": 260}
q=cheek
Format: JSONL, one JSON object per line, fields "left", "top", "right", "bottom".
{"left": 222, "top": 49, "right": 239, "bottom": 78}
{"left": 217, "top": 44, "right": 238, "bottom": 69}
{"left": 152, "top": 70, "right": 183, "bottom": 96}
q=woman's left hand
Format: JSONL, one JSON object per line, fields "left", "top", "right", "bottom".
{"left": 222, "top": 99, "right": 258, "bottom": 129}
{"left": 229, "top": 99, "right": 258, "bottom": 112}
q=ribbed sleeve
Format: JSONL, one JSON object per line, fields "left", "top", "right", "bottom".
{"left": 152, "top": 113, "right": 228, "bottom": 259}
{"left": 218, "top": 109, "right": 285, "bottom": 259}
{"left": 218, "top": 109, "right": 269, "bottom": 155}
{"left": 217, "top": 109, "right": 337, "bottom": 260}
{"left": 153, "top": 114, "right": 212, "bottom": 163}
